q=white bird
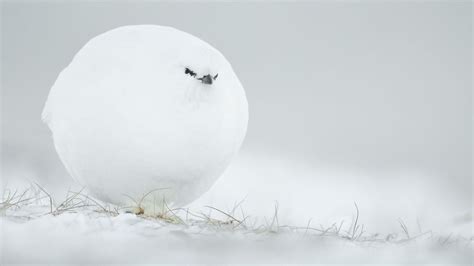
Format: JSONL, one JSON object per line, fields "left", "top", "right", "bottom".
{"left": 42, "top": 25, "right": 248, "bottom": 213}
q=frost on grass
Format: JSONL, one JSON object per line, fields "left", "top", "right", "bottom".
{"left": 0, "top": 185, "right": 472, "bottom": 264}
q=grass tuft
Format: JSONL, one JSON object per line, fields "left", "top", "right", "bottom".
{"left": 1, "top": 184, "right": 468, "bottom": 248}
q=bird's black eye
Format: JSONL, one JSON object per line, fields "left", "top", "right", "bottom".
{"left": 184, "top": 67, "right": 196, "bottom": 77}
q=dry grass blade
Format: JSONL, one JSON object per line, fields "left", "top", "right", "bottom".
{"left": 1, "top": 188, "right": 38, "bottom": 213}
{"left": 79, "top": 193, "right": 120, "bottom": 216}
{"left": 398, "top": 218, "right": 410, "bottom": 239}
{"left": 34, "top": 183, "right": 53, "bottom": 213}
{"left": 160, "top": 199, "right": 186, "bottom": 225}
{"left": 138, "top": 187, "right": 170, "bottom": 207}
{"left": 53, "top": 188, "right": 87, "bottom": 215}
{"left": 269, "top": 202, "right": 279, "bottom": 232}
{"left": 204, "top": 205, "right": 242, "bottom": 225}
{"left": 351, "top": 202, "right": 360, "bottom": 240}
{"left": 230, "top": 196, "right": 247, "bottom": 217}
{"left": 337, "top": 220, "right": 345, "bottom": 234}
{"left": 122, "top": 187, "right": 171, "bottom": 214}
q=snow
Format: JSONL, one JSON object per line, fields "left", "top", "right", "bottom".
{"left": 1, "top": 208, "right": 471, "bottom": 264}
{"left": 1, "top": 151, "right": 472, "bottom": 264}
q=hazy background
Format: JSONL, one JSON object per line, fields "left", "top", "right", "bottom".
{"left": 1, "top": 2, "right": 472, "bottom": 233}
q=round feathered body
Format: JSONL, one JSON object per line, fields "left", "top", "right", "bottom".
{"left": 43, "top": 25, "right": 248, "bottom": 211}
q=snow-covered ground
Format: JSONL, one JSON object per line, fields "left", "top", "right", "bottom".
{"left": 1, "top": 150, "right": 472, "bottom": 264}
{"left": 2, "top": 208, "right": 471, "bottom": 264}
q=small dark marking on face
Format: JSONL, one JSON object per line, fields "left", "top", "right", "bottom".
{"left": 198, "top": 74, "right": 213, "bottom": 85}
{"left": 184, "top": 67, "right": 218, "bottom": 85}
{"left": 185, "top": 67, "right": 197, "bottom": 77}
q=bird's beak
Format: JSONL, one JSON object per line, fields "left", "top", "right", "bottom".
{"left": 201, "top": 75, "right": 213, "bottom": 85}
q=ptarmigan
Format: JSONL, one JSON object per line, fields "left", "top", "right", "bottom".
{"left": 42, "top": 25, "right": 248, "bottom": 213}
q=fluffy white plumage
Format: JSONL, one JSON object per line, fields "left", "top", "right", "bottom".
{"left": 43, "top": 25, "right": 248, "bottom": 211}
